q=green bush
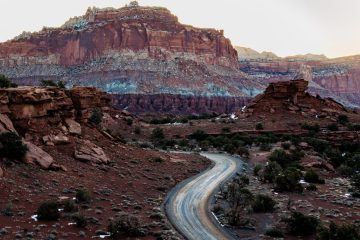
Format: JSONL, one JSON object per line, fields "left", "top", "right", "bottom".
{"left": 63, "top": 199, "right": 78, "bottom": 213}
{"left": 88, "top": 109, "right": 103, "bottom": 126}
{"left": 189, "top": 129, "right": 208, "bottom": 141}
{"left": 305, "top": 138, "right": 330, "bottom": 153}
{"left": 0, "top": 132, "right": 28, "bottom": 160}
{"left": 37, "top": 200, "right": 60, "bottom": 221}
{"left": 108, "top": 212, "right": 143, "bottom": 237}
{"left": 262, "top": 162, "right": 282, "bottom": 183}
{"left": 284, "top": 211, "right": 319, "bottom": 236}
{"left": 281, "top": 142, "right": 291, "bottom": 150}
{"left": 275, "top": 168, "right": 303, "bottom": 192}
{"left": 265, "top": 228, "right": 284, "bottom": 238}
{"left": 0, "top": 75, "right": 17, "bottom": 88}
{"left": 255, "top": 122, "right": 264, "bottom": 130}
{"left": 76, "top": 188, "right": 91, "bottom": 203}
{"left": 304, "top": 170, "right": 325, "bottom": 184}
{"left": 252, "top": 194, "right": 276, "bottom": 213}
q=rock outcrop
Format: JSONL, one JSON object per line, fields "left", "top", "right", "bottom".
{"left": 242, "top": 79, "right": 350, "bottom": 120}
{"left": 74, "top": 140, "right": 110, "bottom": 164}
{"left": 0, "top": 4, "right": 260, "bottom": 103}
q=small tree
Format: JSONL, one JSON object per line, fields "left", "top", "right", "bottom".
{"left": 88, "top": 109, "right": 103, "bottom": 126}
{"left": 252, "top": 194, "right": 276, "bottom": 213}
{"left": 255, "top": 122, "right": 264, "bottom": 130}
{"left": 0, "top": 75, "right": 17, "bottom": 88}
{"left": 151, "top": 128, "right": 165, "bottom": 140}
{"left": 284, "top": 211, "right": 319, "bottom": 236}
{"left": 108, "top": 212, "right": 142, "bottom": 237}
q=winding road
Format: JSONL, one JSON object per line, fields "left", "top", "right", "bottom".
{"left": 165, "top": 152, "right": 243, "bottom": 240}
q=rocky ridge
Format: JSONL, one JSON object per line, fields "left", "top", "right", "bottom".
{"left": 237, "top": 46, "right": 360, "bottom": 108}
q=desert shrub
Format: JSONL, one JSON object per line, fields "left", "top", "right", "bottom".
{"left": 337, "top": 114, "right": 349, "bottom": 125}
{"left": 189, "top": 129, "right": 208, "bottom": 141}
{"left": 260, "top": 143, "right": 272, "bottom": 151}
{"left": 275, "top": 168, "right": 303, "bottom": 192}
{"left": 37, "top": 200, "right": 60, "bottom": 221}
{"left": 212, "top": 204, "right": 224, "bottom": 214}
{"left": 239, "top": 175, "right": 250, "bottom": 185}
{"left": 253, "top": 164, "right": 262, "bottom": 176}
{"left": 255, "top": 122, "right": 264, "bottom": 130}
{"left": 89, "top": 108, "right": 103, "bottom": 126}
{"left": 306, "top": 184, "right": 317, "bottom": 191}
{"left": 222, "top": 127, "right": 231, "bottom": 133}
{"left": 252, "top": 194, "right": 276, "bottom": 213}
{"left": 2, "top": 203, "right": 13, "bottom": 216}
{"left": 237, "top": 147, "right": 250, "bottom": 158}
{"left": 281, "top": 142, "right": 291, "bottom": 150}
{"left": 347, "top": 124, "right": 360, "bottom": 131}
{"left": 108, "top": 212, "right": 143, "bottom": 237}
{"left": 268, "top": 149, "right": 293, "bottom": 168}
{"left": 151, "top": 128, "right": 165, "bottom": 140}
{"left": 0, "top": 75, "right": 17, "bottom": 88}
{"left": 73, "top": 214, "right": 87, "bottom": 228}
{"left": 134, "top": 126, "right": 141, "bottom": 134}
{"left": 262, "top": 162, "right": 282, "bottom": 183}
{"left": 0, "top": 132, "right": 28, "bottom": 160}
{"left": 265, "top": 229, "right": 284, "bottom": 238}
{"left": 337, "top": 164, "right": 353, "bottom": 177}
{"left": 305, "top": 138, "right": 330, "bottom": 153}
{"left": 63, "top": 199, "right": 78, "bottom": 213}
{"left": 284, "top": 211, "right": 319, "bottom": 236}
{"left": 304, "top": 170, "right": 325, "bottom": 184}
{"left": 126, "top": 118, "right": 133, "bottom": 126}
{"left": 327, "top": 123, "right": 339, "bottom": 131}
{"left": 325, "top": 148, "right": 345, "bottom": 168}
{"left": 301, "top": 123, "right": 320, "bottom": 133}
{"left": 76, "top": 188, "right": 91, "bottom": 203}
{"left": 317, "top": 222, "right": 360, "bottom": 240}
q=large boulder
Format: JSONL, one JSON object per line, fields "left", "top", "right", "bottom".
{"left": 74, "top": 140, "right": 110, "bottom": 164}
{"left": 65, "top": 118, "right": 82, "bottom": 135}
{"left": 24, "top": 141, "right": 54, "bottom": 169}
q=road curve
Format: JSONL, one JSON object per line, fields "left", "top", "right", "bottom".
{"left": 165, "top": 152, "right": 243, "bottom": 240}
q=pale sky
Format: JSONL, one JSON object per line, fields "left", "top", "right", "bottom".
{"left": 1, "top": 0, "right": 360, "bottom": 58}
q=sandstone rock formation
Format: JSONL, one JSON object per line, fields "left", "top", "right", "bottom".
{"left": 0, "top": 4, "right": 260, "bottom": 102}
{"left": 0, "top": 86, "right": 111, "bottom": 169}
{"left": 242, "top": 79, "right": 349, "bottom": 120}
{"left": 74, "top": 140, "right": 110, "bottom": 164}
{"left": 113, "top": 93, "right": 250, "bottom": 115}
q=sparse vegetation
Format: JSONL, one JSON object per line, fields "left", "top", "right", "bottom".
{"left": 317, "top": 222, "right": 360, "bottom": 240}
{"left": 73, "top": 214, "right": 87, "bottom": 228}
{"left": 40, "top": 79, "right": 66, "bottom": 88}
{"left": 265, "top": 229, "right": 284, "bottom": 238}
{"left": 63, "top": 199, "right": 78, "bottom": 213}
{"left": 304, "top": 170, "right": 325, "bottom": 184}
{"left": 337, "top": 114, "right": 349, "bottom": 125}
{"left": 255, "top": 122, "right": 264, "bottom": 130}
{"left": 327, "top": 123, "right": 339, "bottom": 131}
{"left": 151, "top": 128, "right": 165, "bottom": 140}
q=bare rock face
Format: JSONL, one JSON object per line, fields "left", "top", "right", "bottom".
{"left": 0, "top": 166, "right": 3, "bottom": 178}
{"left": 74, "top": 140, "right": 110, "bottom": 164}
{"left": 24, "top": 141, "right": 54, "bottom": 169}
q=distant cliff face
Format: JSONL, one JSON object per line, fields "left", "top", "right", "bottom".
{"left": 0, "top": 5, "right": 261, "bottom": 100}
{"left": 237, "top": 47, "right": 360, "bottom": 108}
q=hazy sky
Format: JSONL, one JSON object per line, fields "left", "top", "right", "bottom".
{"left": 1, "top": 0, "right": 359, "bottom": 58}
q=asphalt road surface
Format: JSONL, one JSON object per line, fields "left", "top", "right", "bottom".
{"left": 165, "top": 152, "right": 243, "bottom": 240}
